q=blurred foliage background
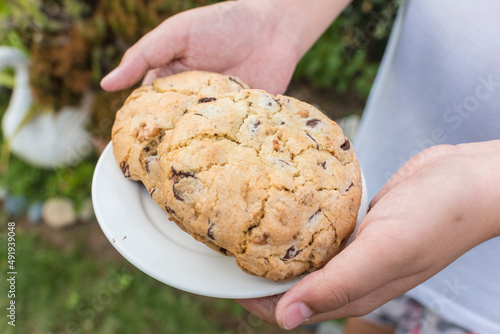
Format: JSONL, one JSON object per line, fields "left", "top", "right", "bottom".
{"left": 0, "top": 0, "right": 398, "bottom": 205}
{"left": 295, "top": 0, "right": 399, "bottom": 96}
{"left": 0, "top": 0, "right": 398, "bottom": 333}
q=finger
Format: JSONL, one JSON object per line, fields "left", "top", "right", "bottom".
{"left": 141, "top": 59, "right": 192, "bottom": 86}
{"left": 274, "top": 230, "right": 413, "bottom": 330}
{"left": 236, "top": 294, "right": 283, "bottom": 325}
{"left": 142, "top": 67, "right": 175, "bottom": 86}
{"left": 100, "top": 14, "right": 189, "bottom": 91}
{"left": 301, "top": 269, "right": 426, "bottom": 323}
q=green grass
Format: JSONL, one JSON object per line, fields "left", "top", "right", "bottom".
{"left": 0, "top": 222, "right": 275, "bottom": 334}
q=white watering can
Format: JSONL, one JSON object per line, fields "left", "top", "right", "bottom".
{"left": 0, "top": 46, "right": 93, "bottom": 168}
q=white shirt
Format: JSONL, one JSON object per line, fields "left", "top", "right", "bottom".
{"left": 354, "top": 0, "right": 500, "bottom": 332}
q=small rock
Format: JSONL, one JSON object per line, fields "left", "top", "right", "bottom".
{"left": 42, "top": 198, "right": 77, "bottom": 229}
{"left": 27, "top": 201, "right": 44, "bottom": 224}
{"left": 78, "top": 198, "right": 95, "bottom": 222}
{"left": 5, "top": 195, "right": 28, "bottom": 216}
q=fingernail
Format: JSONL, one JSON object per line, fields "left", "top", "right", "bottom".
{"left": 283, "top": 302, "right": 313, "bottom": 330}
{"left": 101, "top": 67, "right": 120, "bottom": 87}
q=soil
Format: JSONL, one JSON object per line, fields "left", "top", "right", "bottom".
{"left": 286, "top": 80, "right": 365, "bottom": 120}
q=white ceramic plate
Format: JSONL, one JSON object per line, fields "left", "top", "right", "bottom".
{"left": 92, "top": 142, "right": 368, "bottom": 299}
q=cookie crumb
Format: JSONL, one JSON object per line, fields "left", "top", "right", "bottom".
{"left": 273, "top": 139, "right": 279, "bottom": 151}
{"left": 298, "top": 110, "right": 309, "bottom": 118}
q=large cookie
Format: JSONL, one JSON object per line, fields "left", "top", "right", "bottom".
{"left": 112, "top": 71, "right": 361, "bottom": 281}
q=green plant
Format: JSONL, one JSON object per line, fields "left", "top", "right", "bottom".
{"left": 294, "top": 0, "right": 399, "bottom": 98}
{"left": 0, "top": 228, "right": 225, "bottom": 334}
{"left": 0, "top": 150, "right": 97, "bottom": 207}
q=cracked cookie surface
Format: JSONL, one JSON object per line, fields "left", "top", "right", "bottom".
{"left": 112, "top": 71, "right": 250, "bottom": 205}
{"left": 112, "top": 71, "right": 361, "bottom": 281}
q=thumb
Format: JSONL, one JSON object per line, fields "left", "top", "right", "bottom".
{"left": 274, "top": 232, "right": 403, "bottom": 329}
{"left": 100, "top": 13, "right": 189, "bottom": 91}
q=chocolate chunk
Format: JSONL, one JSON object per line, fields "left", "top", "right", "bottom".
{"left": 171, "top": 167, "right": 197, "bottom": 202}
{"left": 281, "top": 246, "right": 301, "bottom": 261}
{"left": 250, "top": 120, "right": 261, "bottom": 135}
{"left": 341, "top": 139, "right": 351, "bottom": 150}
{"left": 267, "top": 102, "right": 272, "bottom": 106}
{"left": 165, "top": 206, "right": 176, "bottom": 215}
{"left": 143, "top": 146, "right": 150, "bottom": 152}
{"left": 173, "top": 186, "right": 184, "bottom": 201}
{"left": 207, "top": 222, "right": 215, "bottom": 240}
{"left": 171, "top": 166, "right": 195, "bottom": 182}
{"left": 279, "top": 121, "right": 285, "bottom": 125}
{"left": 345, "top": 182, "right": 354, "bottom": 192}
{"left": 120, "top": 161, "right": 130, "bottom": 178}
{"left": 306, "top": 118, "right": 321, "bottom": 128}
{"left": 320, "top": 161, "right": 326, "bottom": 169}
{"left": 229, "top": 77, "right": 245, "bottom": 89}
{"left": 198, "top": 97, "right": 216, "bottom": 103}
{"left": 309, "top": 209, "right": 321, "bottom": 222}
{"left": 305, "top": 132, "right": 319, "bottom": 149}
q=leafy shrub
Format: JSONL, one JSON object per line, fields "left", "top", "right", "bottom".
{"left": 294, "top": 0, "right": 400, "bottom": 98}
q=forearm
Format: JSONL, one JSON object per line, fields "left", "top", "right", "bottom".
{"left": 243, "top": 0, "right": 352, "bottom": 58}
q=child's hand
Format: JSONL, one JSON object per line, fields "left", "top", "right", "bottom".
{"left": 100, "top": 1, "right": 301, "bottom": 94}
{"left": 237, "top": 141, "right": 500, "bottom": 329}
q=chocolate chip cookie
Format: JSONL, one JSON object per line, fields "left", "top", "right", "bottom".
{"left": 112, "top": 71, "right": 361, "bottom": 281}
